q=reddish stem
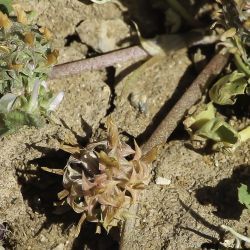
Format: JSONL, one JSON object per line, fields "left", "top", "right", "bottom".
{"left": 49, "top": 46, "right": 149, "bottom": 79}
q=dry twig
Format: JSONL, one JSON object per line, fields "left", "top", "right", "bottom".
{"left": 49, "top": 31, "right": 218, "bottom": 79}
{"left": 120, "top": 52, "right": 230, "bottom": 248}
{"left": 49, "top": 46, "right": 149, "bottom": 79}
{"left": 142, "top": 52, "right": 230, "bottom": 153}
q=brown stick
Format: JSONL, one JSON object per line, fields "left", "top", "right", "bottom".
{"left": 142, "top": 52, "right": 230, "bottom": 153}
{"left": 49, "top": 46, "right": 149, "bottom": 79}
{"left": 120, "top": 52, "right": 230, "bottom": 248}
{"left": 49, "top": 32, "right": 214, "bottom": 80}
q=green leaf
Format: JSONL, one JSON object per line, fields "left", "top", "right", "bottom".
{"left": 184, "top": 102, "right": 240, "bottom": 148}
{"left": 4, "top": 110, "right": 44, "bottom": 131}
{"left": 209, "top": 71, "right": 248, "bottom": 105}
{"left": 238, "top": 184, "right": 250, "bottom": 209}
{"left": 0, "top": 0, "right": 13, "bottom": 14}
{"left": 196, "top": 117, "right": 239, "bottom": 144}
{"left": 0, "top": 93, "right": 16, "bottom": 113}
{"left": 184, "top": 102, "right": 216, "bottom": 131}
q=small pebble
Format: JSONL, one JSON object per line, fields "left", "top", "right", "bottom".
{"left": 155, "top": 177, "right": 171, "bottom": 185}
{"left": 129, "top": 93, "right": 148, "bottom": 114}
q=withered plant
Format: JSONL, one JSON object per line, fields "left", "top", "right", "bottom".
{"left": 43, "top": 119, "right": 158, "bottom": 236}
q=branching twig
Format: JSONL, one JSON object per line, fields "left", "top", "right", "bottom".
{"left": 49, "top": 46, "right": 149, "bottom": 79}
{"left": 120, "top": 52, "right": 230, "bottom": 248}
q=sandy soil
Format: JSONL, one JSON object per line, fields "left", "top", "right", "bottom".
{"left": 0, "top": 1, "right": 249, "bottom": 250}
{"left": 121, "top": 140, "right": 250, "bottom": 249}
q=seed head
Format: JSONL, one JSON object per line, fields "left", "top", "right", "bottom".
{"left": 44, "top": 119, "right": 159, "bottom": 235}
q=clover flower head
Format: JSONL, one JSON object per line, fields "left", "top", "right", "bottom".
{"left": 44, "top": 119, "right": 158, "bottom": 235}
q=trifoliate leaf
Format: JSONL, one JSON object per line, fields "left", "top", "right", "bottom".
{"left": 238, "top": 184, "right": 250, "bottom": 209}
{"left": 209, "top": 71, "right": 248, "bottom": 105}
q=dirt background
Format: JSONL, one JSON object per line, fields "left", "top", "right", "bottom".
{"left": 0, "top": 0, "right": 249, "bottom": 249}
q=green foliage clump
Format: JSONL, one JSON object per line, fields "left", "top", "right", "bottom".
{"left": 0, "top": 4, "right": 63, "bottom": 135}
{"left": 212, "top": 0, "right": 250, "bottom": 102}
{"left": 183, "top": 102, "right": 250, "bottom": 150}
{"left": 184, "top": 1, "right": 250, "bottom": 151}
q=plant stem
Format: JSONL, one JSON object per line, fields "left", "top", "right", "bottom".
{"left": 27, "top": 79, "right": 40, "bottom": 113}
{"left": 234, "top": 53, "right": 250, "bottom": 76}
{"left": 49, "top": 32, "right": 216, "bottom": 80}
{"left": 49, "top": 46, "right": 149, "bottom": 79}
{"left": 142, "top": 52, "right": 230, "bottom": 153}
{"left": 120, "top": 52, "right": 230, "bottom": 249}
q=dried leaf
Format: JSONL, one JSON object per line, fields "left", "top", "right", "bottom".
{"left": 58, "top": 189, "right": 69, "bottom": 200}
{"left": 41, "top": 167, "right": 64, "bottom": 175}
{"left": 60, "top": 144, "right": 81, "bottom": 154}
{"left": 0, "top": 10, "right": 11, "bottom": 30}
{"left": 106, "top": 117, "right": 119, "bottom": 149}
{"left": 120, "top": 144, "right": 134, "bottom": 157}
{"left": 47, "top": 119, "right": 157, "bottom": 235}
{"left": 220, "top": 28, "right": 237, "bottom": 41}
{"left": 0, "top": 45, "right": 9, "bottom": 53}
{"left": 141, "top": 145, "right": 160, "bottom": 164}
{"left": 74, "top": 213, "right": 86, "bottom": 237}
{"left": 24, "top": 32, "right": 35, "bottom": 46}
{"left": 82, "top": 172, "right": 96, "bottom": 191}
{"left": 98, "top": 151, "right": 119, "bottom": 169}
{"left": 8, "top": 63, "right": 23, "bottom": 71}
{"left": 47, "top": 49, "right": 59, "bottom": 65}
{"left": 133, "top": 140, "right": 142, "bottom": 161}
{"left": 13, "top": 4, "right": 28, "bottom": 24}
{"left": 39, "top": 27, "right": 53, "bottom": 40}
